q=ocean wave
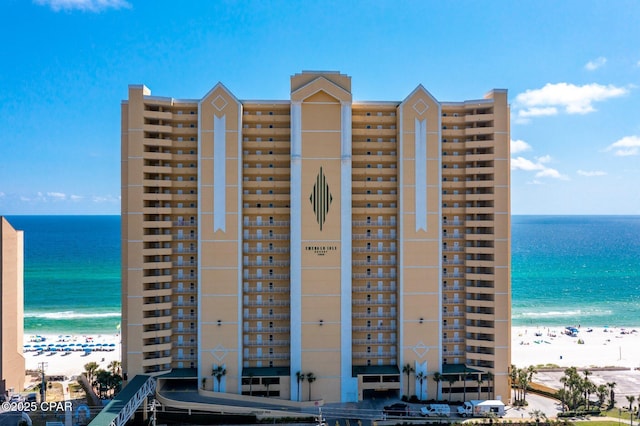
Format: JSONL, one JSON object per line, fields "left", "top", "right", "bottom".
{"left": 24, "top": 311, "right": 121, "bottom": 320}
{"left": 515, "top": 309, "right": 612, "bottom": 319}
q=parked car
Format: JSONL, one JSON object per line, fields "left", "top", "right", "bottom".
{"left": 383, "top": 402, "right": 409, "bottom": 417}
{"left": 9, "top": 394, "right": 23, "bottom": 403}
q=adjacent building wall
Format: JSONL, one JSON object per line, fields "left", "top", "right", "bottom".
{"left": 0, "top": 217, "right": 26, "bottom": 396}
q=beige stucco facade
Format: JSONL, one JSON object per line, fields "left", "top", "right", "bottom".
{"left": 0, "top": 217, "right": 26, "bottom": 396}
{"left": 121, "top": 71, "right": 510, "bottom": 404}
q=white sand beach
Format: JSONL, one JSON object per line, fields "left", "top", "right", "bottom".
{"left": 22, "top": 326, "right": 640, "bottom": 385}
{"left": 23, "top": 333, "right": 121, "bottom": 379}
{"left": 511, "top": 325, "right": 640, "bottom": 369}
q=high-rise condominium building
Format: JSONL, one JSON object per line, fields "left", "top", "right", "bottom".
{"left": 122, "top": 71, "right": 510, "bottom": 403}
{"left": 0, "top": 217, "right": 25, "bottom": 397}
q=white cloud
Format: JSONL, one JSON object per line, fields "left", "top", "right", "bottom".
{"left": 515, "top": 82, "right": 628, "bottom": 119}
{"left": 33, "top": 0, "right": 131, "bottom": 12}
{"left": 517, "top": 107, "right": 558, "bottom": 118}
{"left": 511, "top": 155, "right": 568, "bottom": 180}
{"left": 577, "top": 170, "right": 607, "bottom": 177}
{"left": 604, "top": 135, "right": 640, "bottom": 156}
{"left": 70, "top": 195, "right": 84, "bottom": 201}
{"left": 585, "top": 57, "right": 607, "bottom": 71}
{"left": 92, "top": 195, "right": 120, "bottom": 203}
{"left": 47, "top": 192, "right": 67, "bottom": 200}
{"left": 510, "top": 139, "right": 532, "bottom": 154}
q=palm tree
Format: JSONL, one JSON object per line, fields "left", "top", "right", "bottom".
{"left": 446, "top": 375, "right": 456, "bottom": 402}
{"left": 607, "top": 381, "right": 616, "bottom": 409}
{"left": 559, "top": 375, "right": 568, "bottom": 412}
{"left": 201, "top": 377, "right": 206, "bottom": 390}
{"left": 84, "top": 361, "right": 99, "bottom": 386}
{"left": 462, "top": 367, "right": 468, "bottom": 402}
{"left": 486, "top": 372, "right": 494, "bottom": 400}
{"left": 212, "top": 365, "right": 226, "bottom": 392}
{"left": 248, "top": 373, "right": 255, "bottom": 396}
{"left": 529, "top": 409, "right": 547, "bottom": 426}
{"left": 295, "top": 371, "right": 305, "bottom": 401}
{"left": 108, "top": 360, "right": 121, "bottom": 376}
{"left": 306, "top": 372, "right": 316, "bottom": 401}
{"left": 518, "top": 368, "right": 529, "bottom": 403}
{"left": 583, "top": 370, "right": 593, "bottom": 410}
{"left": 402, "top": 363, "right": 414, "bottom": 397}
{"left": 416, "top": 372, "right": 425, "bottom": 401}
{"left": 596, "top": 384, "right": 608, "bottom": 409}
{"left": 509, "top": 364, "right": 518, "bottom": 402}
{"left": 432, "top": 372, "right": 442, "bottom": 401}
{"left": 627, "top": 396, "right": 636, "bottom": 426}
{"left": 477, "top": 376, "right": 483, "bottom": 400}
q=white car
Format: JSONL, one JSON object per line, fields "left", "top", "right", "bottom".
{"left": 9, "top": 394, "right": 24, "bottom": 403}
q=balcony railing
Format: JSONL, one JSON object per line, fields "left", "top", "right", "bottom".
{"left": 352, "top": 260, "right": 397, "bottom": 266}
{"left": 244, "top": 274, "right": 289, "bottom": 280}
{"left": 243, "top": 313, "right": 290, "bottom": 320}
{"left": 244, "top": 340, "right": 289, "bottom": 347}
{"left": 352, "top": 312, "right": 396, "bottom": 319}
{"left": 243, "top": 234, "right": 290, "bottom": 241}
{"left": 244, "top": 326, "right": 290, "bottom": 333}
{"left": 243, "top": 220, "right": 290, "bottom": 227}
{"left": 244, "top": 286, "right": 289, "bottom": 293}
{"left": 353, "top": 285, "right": 396, "bottom": 292}
{"left": 244, "top": 353, "right": 290, "bottom": 360}
{"left": 243, "top": 247, "right": 290, "bottom": 254}
{"left": 352, "top": 247, "right": 397, "bottom": 253}
{"left": 353, "top": 234, "right": 397, "bottom": 240}
{"left": 353, "top": 352, "right": 396, "bottom": 358}
{"left": 353, "top": 273, "right": 396, "bottom": 279}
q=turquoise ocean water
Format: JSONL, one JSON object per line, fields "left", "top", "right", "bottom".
{"left": 6, "top": 215, "right": 640, "bottom": 334}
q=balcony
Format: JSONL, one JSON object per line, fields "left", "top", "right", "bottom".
{"left": 243, "top": 353, "right": 290, "bottom": 360}
{"left": 352, "top": 312, "right": 396, "bottom": 319}
{"left": 243, "top": 313, "right": 290, "bottom": 320}
{"left": 243, "top": 220, "right": 290, "bottom": 227}
{"left": 244, "top": 340, "right": 289, "bottom": 347}
{"left": 141, "top": 356, "right": 172, "bottom": 367}
{"left": 243, "top": 234, "right": 290, "bottom": 241}
{"left": 243, "top": 246, "right": 290, "bottom": 254}
{"left": 144, "top": 124, "right": 173, "bottom": 134}
{"left": 352, "top": 273, "right": 396, "bottom": 279}
{"left": 142, "top": 329, "right": 172, "bottom": 339}
{"left": 142, "top": 343, "right": 172, "bottom": 353}
{"left": 243, "top": 300, "right": 290, "bottom": 307}
{"left": 244, "top": 273, "right": 289, "bottom": 280}
{"left": 244, "top": 326, "right": 290, "bottom": 333}
{"left": 352, "top": 299, "right": 396, "bottom": 306}
{"left": 142, "top": 315, "right": 173, "bottom": 325}
{"left": 352, "top": 246, "right": 397, "bottom": 253}
{"left": 353, "top": 285, "right": 396, "bottom": 292}
{"left": 244, "top": 286, "right": 289, "bottom": 294}
{"left": 352, "top": 259, "right": 397, "bottom": 266}
{"left": 353, "top": 351, "right": 396, "bottom": 358}
{"left": 352, "top": 325, "right": 397, "bottom": 332}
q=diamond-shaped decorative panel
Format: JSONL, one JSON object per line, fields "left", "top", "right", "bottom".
{"left": 411, "top": 341, "right": 430, "bottom": 359}
{"left": 413, "top": 99, "right": 429, "bottom": 115}
{"left": 212, "top": 95, "right": 228, "bottom": 111}
{"left": 211, "top": 343, "right": 228, "bottom": 362}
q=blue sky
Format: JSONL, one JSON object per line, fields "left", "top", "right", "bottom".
{"left": 1, "top": 0, "right": 639, "bottom": 215}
